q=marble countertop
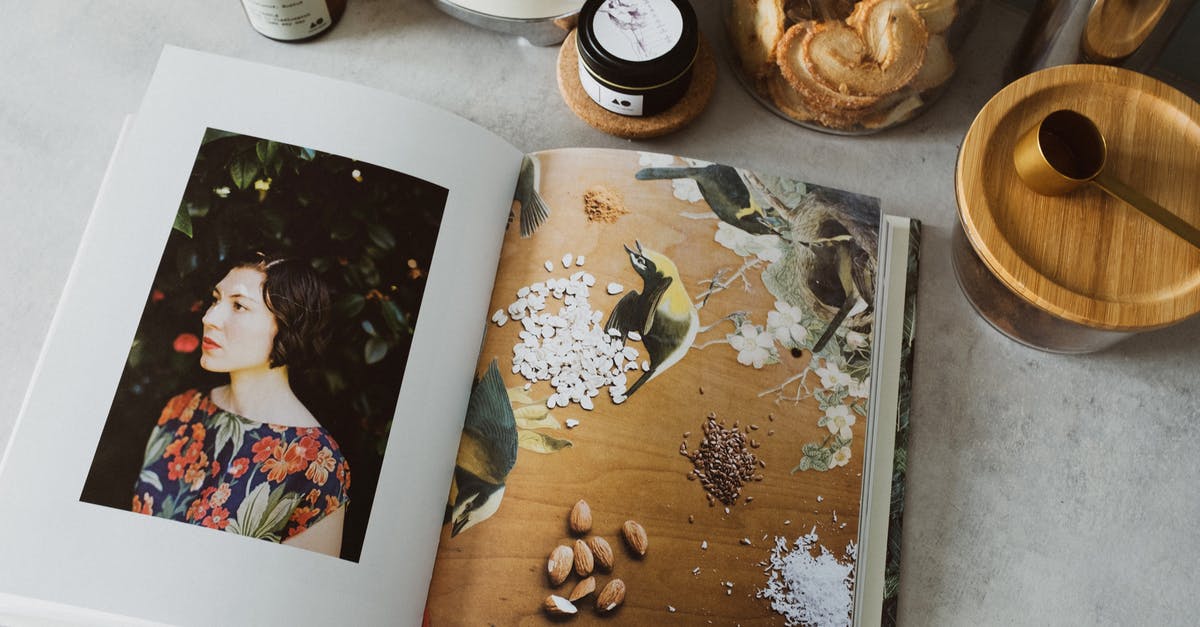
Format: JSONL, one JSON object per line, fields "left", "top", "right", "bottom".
{"left": 1, "top": 1, "right": 1197, "bottom": 624}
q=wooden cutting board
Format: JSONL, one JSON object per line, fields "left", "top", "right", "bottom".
{"left": 956, "top": 64, "right": 1200, "bottom": 331}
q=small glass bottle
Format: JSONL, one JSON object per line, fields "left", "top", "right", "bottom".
{"left": 241, "top": 0, "right": 347, "bottom": 42}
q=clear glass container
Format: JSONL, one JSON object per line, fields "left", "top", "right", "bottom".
{"left": 724, "top": 0, "right": 978, "bottom": 134}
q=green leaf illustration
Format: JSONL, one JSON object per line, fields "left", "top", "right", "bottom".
{"left": 230, "top": 153, "right": 259, "bottom": 189}
{"left": 364, "top": 337, "right": 388, "bottom": 364}
{"left": 138, "top": 470, "right": 163, "bottom": 492}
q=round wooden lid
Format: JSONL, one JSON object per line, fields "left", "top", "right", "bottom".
{"left": 957, "top": 64, "right": 1200, "bottom": 331}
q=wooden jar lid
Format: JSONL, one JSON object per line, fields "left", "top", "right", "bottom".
{"left": 956, "top": 64, "right": 1200, "bottom": 331}
{"left": 557, "top": 29, "right": 716, "bottom": 139}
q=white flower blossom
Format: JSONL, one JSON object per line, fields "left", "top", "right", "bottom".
{"left": 212, "top": 186, "right": 231, "bottom": 198}
{"left": 845, "top": 330, "right": 868, "bottom": 349}
{"left": 825, "top": 405, "right": 856, "bottom": 440}
{"left": 767, "top": 300, "right": 808, "bottom": 349}
{"left": 728, "top": 324, "right": 775, "bottom": 369}
{"left": 713, "top": 222, "right": 784, "bottom": 263}
{"left": 816, "top": 360, "right": 853, "bottom": 390}
{"left": 831, "top": 445, "right": 852, "bottom": 468}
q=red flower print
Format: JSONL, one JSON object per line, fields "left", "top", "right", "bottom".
{"left": 261, "top": 442, "right": 305, "bottom": 483}
{"left": 190, "top": 422, "right": 206, "bottom": 442}
{"left": 202, "top": 506, "right": 231, "bottom": 530}
{"left": 336, "top": 460, "right": 351, "bottom": 492}
{"left": 307, "top": 488, "right": 321, "bottom": 505}
{"left": 184, "top": 452, "right": 209, "bottom": 489}
{"left": 190, "top": 300, "right": 204, "bottom": 313}
{"left": 294, "top": 436, "right": 321, "bottom": 463}
{"left": 211, "top": 460, "right": 220, "bottom": 477}
{"left": 151, "top": 289, "right": 165, "bottom": 303}
{"left": 229, "top": 457, "right": 249, "bottom": 478}
{"left": 290, "top": 506, "right": 319, "bottom": 528}
{"left": 324, "top": 495, "right": 341, "bottom": 516}
{"left": 252, "top": 437, "right": 279, "bottom": 464}
{"left": 173, "top": 333, "right": 200, "bottom": 354}
{"left": 164, "top": 436, "right": 187, "bottom": 459}
{"left": 211, "top": 483, "right": 231, "bottom": 508}
{"left": 182, "top": 440, "right": 204, "bottom": 465}
{"left": 305, "top": 447, "right": 337, "bottom": 486}
{"left": 167, "top": 457, "right": 188, "bottom": 481}
{"left": 186, "top": 497, "right": 208, "bottom": 521}
{"left": 157, "top": 390, "right": 199, "bottom": 425}
{"left": 132, "top": 493, "right": 154, "bottom": 515}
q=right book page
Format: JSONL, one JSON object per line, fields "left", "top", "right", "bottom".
{"left": 427, "top": 147, "right": 919, "bottom": 626}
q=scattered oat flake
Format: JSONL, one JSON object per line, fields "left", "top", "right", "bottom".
{"left": 566, "top": 418, "right": 580, "bottom": 428}
{"left": 701, "top": 541, "right": 708, "bottom": 550}
{"left": 544, "top": 260, "right": 554, "bottom": 272}
{"left": 606, "top": 283, "right": 623, "bottom": 295}
{"left": 817, "top": 495, "right": 824, "bottom": 502}
{"left": 668, "top": 606, "right": 676, "bottom": 613}
{"left": 562, "top": 253, "right": 573, "bottom": 268}
{"left": 693, "top": 567, "right": 701, "bottom": 575}
{"left": 576, "top": 255, "right": 586, "bottom": 266}
{"left": 741, "top": 538, "right": 752, "bottom": 545}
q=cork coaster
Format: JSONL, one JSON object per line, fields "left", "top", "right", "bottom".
{"left": 557, "top": 29, "right": 716, "bottom": 139}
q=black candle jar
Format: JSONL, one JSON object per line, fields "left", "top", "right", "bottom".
{"left": 576, "top": 0, "right": 699, "bottom": 117}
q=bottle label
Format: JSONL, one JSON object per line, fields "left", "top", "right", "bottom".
{"left": 578, "top": 57, "right": 645, "bottom": 116}
{"left": 242, "top": 0, "right": 333, "bottom": 40}
{"left": 590, "top": 0, "right": 683, "bottom": 62}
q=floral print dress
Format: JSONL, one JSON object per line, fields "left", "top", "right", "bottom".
{"left": 132, "top": 390, "right": 350, "bottom": 543}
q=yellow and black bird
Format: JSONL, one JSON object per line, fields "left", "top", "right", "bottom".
{"left": 606, "top": 241, "right": 699, "bottom": 398}
{"left": 634, "top": 164, "right": 787, "bottom": 237}
{"left": 510, "top": 154, "right": 549, "bottom": 238}
{"left": 804, "top": 218, "right": 874, "bottom": 353}
{"left": 446, "top": 358, "right": 518, "bottom": 537}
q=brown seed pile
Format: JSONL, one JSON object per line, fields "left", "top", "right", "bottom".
{"left": 680, "top": 414, "right": 763, "bottom": 506}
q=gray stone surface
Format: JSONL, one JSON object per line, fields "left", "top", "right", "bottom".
{"left": 1, "top": 0, "right": 1197, "bottom": 624}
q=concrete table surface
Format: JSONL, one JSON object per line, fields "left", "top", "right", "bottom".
{"left": 1, "top": 1, "right": 1197, "bottom": 624}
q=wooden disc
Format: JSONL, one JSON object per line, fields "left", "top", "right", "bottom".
{"left": 956, "top": 64, "right": 1200, "bottom": 331}
{"left": 557, "top": 29, "right": 716, "bottom": 139}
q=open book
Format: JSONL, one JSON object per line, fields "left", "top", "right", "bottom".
{"left": 0, "top": 47, "right": 919, "bottom": 627}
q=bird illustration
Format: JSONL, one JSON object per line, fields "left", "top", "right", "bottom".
{"left": 803, "top": 218, "right": 874, "bottom": 353}
{"left": 510, "top": 154, "right": 549, "bottom": 238}
{"left": 634, "top": 164, "right": 788, "bottom": 237}
{"left": 446, "top": 358, "right": 518, "bottom": 537}
{"left": 606, "top": 241, "right": 699, "bottom": 398}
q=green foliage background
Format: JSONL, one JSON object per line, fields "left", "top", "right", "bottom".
{"left": 81, "top": 129, "right": 448, "bottom": 562}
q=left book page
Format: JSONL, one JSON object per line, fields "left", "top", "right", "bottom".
{"left": 0, "top": 47, "right": 523, "bottom": 627}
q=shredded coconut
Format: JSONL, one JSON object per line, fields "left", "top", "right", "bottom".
{"left": 757, "top": 527, "right": 855, "bottom": 627}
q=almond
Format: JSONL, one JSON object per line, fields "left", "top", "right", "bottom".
{"left": 621, "top": 520, "right": 648, "bottom": 557}
{"left": 568, "top": 576, "right": 596, "bottom": 602}
{"left": 543, "top": 594, "right": 577, "bottom": 615}
{"left": 587, "top": 536, "right": 615, "bottom": 571}
{"left": 573, "top": 538, "right": 594, "bottom": 576}
{"left": 569, "top": 499, "right": 593, "bottom": 535}
{"left": 547, "top": 544, "right": 573, "bottom": 586}
{"left": 596, "top": 578, "right": 626, "bottom": 613}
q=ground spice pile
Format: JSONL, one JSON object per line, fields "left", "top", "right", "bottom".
{"left": 583, "top": 186, "right": 628, "bottom": 223}
{"left": 679, "top": 414, "right": 762, "bottom": 506}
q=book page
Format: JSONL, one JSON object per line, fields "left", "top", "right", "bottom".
{"left": 427, "top": 147, "right": 890, "bottom": 624}
{"left": 0, "top": 47, "right": 521, "bottom": 626}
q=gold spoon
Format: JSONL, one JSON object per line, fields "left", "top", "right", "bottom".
{"left": 1013, "top": 108, "right": 1200, "bottom": 250}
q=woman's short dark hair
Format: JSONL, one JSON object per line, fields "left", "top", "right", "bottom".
{"left": 234, "top": 254, "right": 331, "bottom": 370}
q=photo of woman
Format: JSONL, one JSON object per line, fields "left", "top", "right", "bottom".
{"left": 131, "top": 256, "right": 349, "bottom": 556}
{"left": 81, "top": 128, "right": 449, "bottom": 561}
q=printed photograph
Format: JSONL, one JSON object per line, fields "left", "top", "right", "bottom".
{"left": 426, "top": 148, "right": 890, "bottom": 624}
{"left": 80, "top": 129, "right": 449, "bottom": 562}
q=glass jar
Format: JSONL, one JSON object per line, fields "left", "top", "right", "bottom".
{"left": 724, "top": 0, "right": 978, "bottom": 134}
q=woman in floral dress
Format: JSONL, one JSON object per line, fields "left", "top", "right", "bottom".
{"left": 132, "top": 256, "right": 349, "bottom": 557}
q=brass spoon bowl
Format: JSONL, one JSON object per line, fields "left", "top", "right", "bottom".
{"left": 1013, "top": 109, "right": 1200, "bottom": 250}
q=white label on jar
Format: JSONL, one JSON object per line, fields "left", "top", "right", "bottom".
{"left": 242, "top": 0, "right": 333, "bottom": 40}
{"left": 591, "top": 0, "right": 683, "bottom": 62}
{"left": 579, "top": 57, "right": 645, "bottom": 116}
